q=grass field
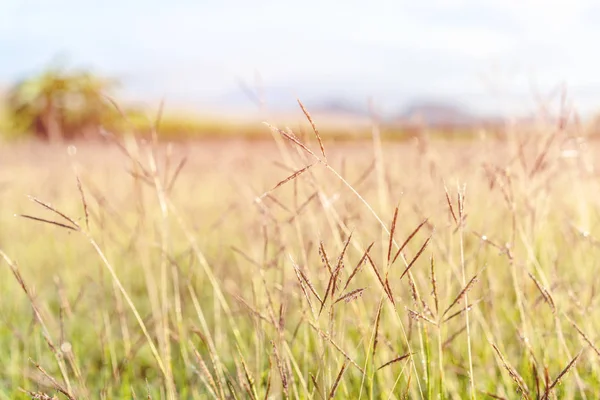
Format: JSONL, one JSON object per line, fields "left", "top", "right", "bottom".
{"left": 1, "top": 116, "right": 599, "bottom": 399}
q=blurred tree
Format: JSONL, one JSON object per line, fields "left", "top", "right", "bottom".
{"left": 5, "top": 67, "right": 118, "bottom": 142}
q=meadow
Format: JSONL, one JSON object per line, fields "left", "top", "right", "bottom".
{"left": 1, "top": 111, "right": 599, "bottom": 399}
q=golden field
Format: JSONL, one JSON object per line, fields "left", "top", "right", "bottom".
{"left": 1, "top": 117, "right": 600, "bottom": 399}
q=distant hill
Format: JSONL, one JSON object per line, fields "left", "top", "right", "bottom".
{"left": 307, "top": 99, "right": 501, "bottom": 128}
{"left": 396, "top": 101, "right": 481, "bottom": 126}
{"left": 308, "top": 99, "right": 369, "bottom": 117}
{"left": 125, "top": 85, "right": 509, "bottom": 129}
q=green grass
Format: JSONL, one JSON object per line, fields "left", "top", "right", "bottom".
{"left": 0, "top": 118, "right": 598, "bottom": 399}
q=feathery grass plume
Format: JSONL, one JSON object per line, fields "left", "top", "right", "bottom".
{"left": 197, "top": 333, "right": 229, "bottom": 400}
{"left": 399, "top": 233, "right": 433, "bottom": 281}
{"left": 310, "top": 373, "right": 324, "bottom": 400}
{"left": 8, "top": 92, "right": 600, "bottom": 398}
{"left": 1, "top": 250, "right": 74, "bottom": 394}
{"left": 20, "top": 194, "right": 168, "bottom": 383}
{"left": 225, "top": 370, "right": 240, "bottom": 400}
{"left": 297, "top": 99, "right": 327, "bottom": 162}
{"left": 263, "top": 122, "right": 320, "bottom": 160}
{"left": 232, "top": 294, "right": 273, "bottom": 325}
{"left": 17, "top": 214, "right": 79, "bottom": 231}
{"left": 271, "top": 341, "right": 289, "bottom": 399}
{"left": 335, "top": 233, "right": 353, "bottom": 272}
{"left": 29, "top": 359, "right": 76, "bottom": 400}
{"left": 568, "top": 318, "right": 600, "bottom": 358}
{"left": 264, "top": 193, "right": 292, "bottom": 213}
{"left": 442, "top": 269, "right": 483, "bottom": 318}
{"left": 430, "top": 255, "right": 439, "bottom": 315}
{"left": 319, "top": 268, "right": 337, "bottom": 316}
{"left": 289, "top": 255, "right": 322, "bottom": 303}
{"left": 529, "top": 129, "right": 559, "bottom": 178}
{"left": 457, "top": 183, "right": 466, "bottom": 220}
{"left": 442, "top": 299, "right": 483, "bottom": 323}
{"left": 289, "top": 256, "right": 317, "bottom": 315}
{"left": 308, "top": 322, "right": 365, "bottom": 374}
{"left": 297, "top": 267, "right": 323, "bottom": 303}
{"left": 443, "top": 183, "right": 458, "bottom": 225}
{"left": 342, "top": 242, "right": 374, "bottom": 292}
{"left": 281, "top": 357, "right": 297, "bottom": 397}
{"left": 387, "top": 205, "right": 399, "bottom": 265}
{"left": 377, "top": 353, "right": 411, "bottom": 371}
{"left": 328, "top": 360, "right": 348, "bottom": 399}
{"left": 406, "top": 309, "right": 437, "bottom": 326}
{"left": 543, "top": 351, "right": 582, "bottom": 399}
{"left": 407, "top": 273, "right": 420, "bottom": 308}
{"left": 334, "top": 288, "right": 366, "bottom": 305}
{"left": 278, "top": 303, "right": 286, "bottom": 333}
{"left": 366, "top": 254, "right": 395, "bottom": 305}
{"left": 318, "top": 240, "right": 351, "bottom": 315}
{"left": 319, "top": 242, "right": 333, "bottom": 275}
{"left": 391, "top": 218, "right": 429, "bottom": 265}
{"left": 60, "top": 341, "right": 86, "bottom": 395}
{"left": 532, "top": 362, "right": 540, "bottom": 399}
{"left": 543, "top": 366, "right": 551, "bottom": 399}
{"left": 0, "top": 251, "right": 53, "bottom": 333}
{"left": 191, "top": 343, "right": 221, "bottom": 399}
{"left": 231, "top": 363, "right": 247, "bottom": 400}
{"left": 74, "top": 173, "right": 90, "bottom": 231}
{"left": 27, "top": 195, "right": 80, "bottom": 229}
{"left": 258, "top": 163, "right": 315, "bottom": 200}
{"left": 471, "top": 230, "right": 506, "bottom": 253}
{"left": 20, "top": 195, "right": 80, "bottom": 231}
{"left": 231, "top": 246, "right": 279, "bottom": 322}
{"left": 408, "top": 282, "right": 437, "bottom": 319}
{"left": 18, "top": 389, "right": 58, "bottom": 400}
{"left": 166, "top": 155, "right": 188, "bottom": 193}
{"left": 527, "top": 272, "right": 556, "bottom": 313}
{"left": 286, "top": 191, "right": 319, "bottom": 223}
{"left": 490, "top": 344, "right": 531, "bottom": 399}
{"left": 384, "top": 279, "right": 394, "bottom": 310}
{"left": 372, "top": 299, "right": 384, "bottom": 357}
{"left": 332, "top": 233, "right": 353, "bottom": 298}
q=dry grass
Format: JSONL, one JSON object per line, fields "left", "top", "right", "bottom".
{"left": 0, "top": 107, "right": 599, "bottom": 399}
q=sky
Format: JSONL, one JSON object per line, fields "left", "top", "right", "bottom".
{"left": 1, "top": 0, "right": 600, "bottom": 117}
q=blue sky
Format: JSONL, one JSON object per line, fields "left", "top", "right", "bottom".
{"left": 1, "top": 0, "right": 600, "bottom": 116}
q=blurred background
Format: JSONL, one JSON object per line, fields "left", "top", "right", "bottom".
{"left": 3, "top": 3, "right": 600, "bottom": 399}
{"left": 1, "top": 0, "right": 599, "bottom": 141}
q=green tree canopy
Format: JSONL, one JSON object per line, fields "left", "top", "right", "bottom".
{"left": 6, "top": 67, "right": 118, "bottom": 142}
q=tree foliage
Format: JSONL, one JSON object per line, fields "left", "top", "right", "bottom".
{"left": 5, "top": 67, "right": 118, "bottom": 142}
